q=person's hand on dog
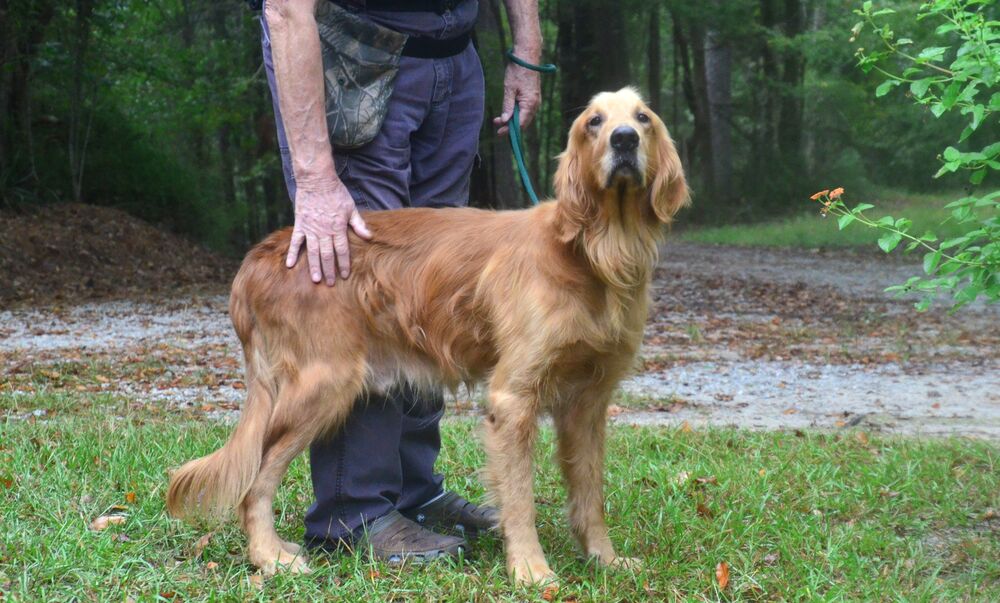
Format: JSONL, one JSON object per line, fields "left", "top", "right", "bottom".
{"left": 286, "top": 178, "right": 371, "bottom": 285}
{"left": 494, "top": 60, "right": 541, "bottom": 136}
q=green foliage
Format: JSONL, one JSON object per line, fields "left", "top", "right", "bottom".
{"left": 822, "top": 0, "right": 1000, "bottom": 309}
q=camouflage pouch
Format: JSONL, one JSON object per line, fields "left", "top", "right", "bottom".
{"left": 316, "top": 2, "right": 407, "bottom": 149}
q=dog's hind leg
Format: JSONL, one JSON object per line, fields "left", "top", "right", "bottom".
{"left": 483, "top": 387, "right": 555, "bottom": 585}
{"left": 553, "top": 389, "right": 640, "bottom": 571}
{"left": 239, "top": 361, "right": 364, "bottom": 576}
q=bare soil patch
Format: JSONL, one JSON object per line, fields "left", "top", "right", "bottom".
{"left": 0, "top": 203, "right": 236, "bottom": 307}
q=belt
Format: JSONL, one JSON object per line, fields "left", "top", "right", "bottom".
{"left": 401, "top": 32, "right": 470, "bottom": 58}
{"left": 338, "top": 0, "right": 460, "bottom": 13}
{"left": 249, "top": 0, "right": 462, "bottom": 13}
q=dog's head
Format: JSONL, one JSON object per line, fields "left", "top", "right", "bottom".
{"left": 554, "top": 88, "right": 689, "bottom": 239}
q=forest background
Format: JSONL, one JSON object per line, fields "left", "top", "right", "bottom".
{"left": 2, "top": 0, "right": 986, "bottom": 252}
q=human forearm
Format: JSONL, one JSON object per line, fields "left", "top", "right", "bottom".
{"left": 264, "top": 0, "right": 336, "bottom": 186}
{"left": 502, "top": 0, "right": 542, "bottom": 62}
{"left": 263, "top": 0, "right": 369, "bottom": 285}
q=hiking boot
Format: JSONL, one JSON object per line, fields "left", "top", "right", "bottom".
{"left": 402, "top": 491, "right": 500, "bottom": 540}
{"left": 354, "top": 510, "right": 466, "bottom": 565}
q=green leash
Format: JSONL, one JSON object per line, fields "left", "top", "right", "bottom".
{"left": 505, "top": 49, "right": 556, "bottom": 205}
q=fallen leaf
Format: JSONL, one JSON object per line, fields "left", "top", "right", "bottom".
{"left": 680, "top": 421, "right": 692, "bottom": 433}
{"left": 715, "top": 561, "right": 730, "bottom": 589}
{"left": 541, "top": 584, "right": 559, "bottom": 601}
{"left": 125, "top": 491, "right": 136, "bottom": 504}
{"left": 695, "top": 476, "right": 718, "bottom": 486}
{"left": 607, "top": 404, "right": 625, "bottom": 417}
{"left": 931, "top": 402, "right": 941, "bottom": 409}
{"left": 158, "top": 591, "right": 176, "bottom": 599}
{"left": 782, "top": 408, "right": 797, "bottom": 415}
{"left": 763, "top": 552, "right": 779, "bottom": 565}
{"left": 654, "top": 400, "right": 686, "bottom": 413}
{"left": 368, "top": 569, "right": 381, "bottom": 581}
{"left": 674, "top": 471, "right": 691, "bottom": 486}
{"left": 758, "top": 469, "right": 766, "bottom": 477}
{"left": 983, "top": 508, "right": 996, "bottom": 520}
{"left": 696, "top": 502, "right": 713, "bottom": 518}
{"left": 855, "top": 431, "right": 869, "bottom": 446}
{"left": 192, "top": 532, "right": 214, "bottom": 557}
{"left": 206, "top": 561, "right": 219, "bottom": 571}
{"left": 89, "top": 515, "right": 127, "bottom": 531}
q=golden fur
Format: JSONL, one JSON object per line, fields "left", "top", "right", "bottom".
{"left": 166, "top": 88, "right": 689, "bottom": 584}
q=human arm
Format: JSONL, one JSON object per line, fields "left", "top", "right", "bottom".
{"left": 264, "top": 0, "right": 371, "bottom": 285}
{"left": 492, "top": 0, "right": 543, "bottom": 135}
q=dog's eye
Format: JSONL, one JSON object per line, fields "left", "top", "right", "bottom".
{"left": 588, "top": 114, "right": 603, "bottom": 128}
{"left": 636, "top": 112, "right": 650, "bottom": 124}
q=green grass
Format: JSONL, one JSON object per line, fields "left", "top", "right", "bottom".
{"left": 679, "top": 189, "right": 982, "bottom": 248}
{"left": 2, "top": 391, "right": 999, "bottom": 601}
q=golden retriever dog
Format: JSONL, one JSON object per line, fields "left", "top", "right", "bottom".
{"left": 166, "top": 87, "right": 689, "bottom": 585}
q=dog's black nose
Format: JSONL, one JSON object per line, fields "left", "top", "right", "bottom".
{"left": 610, "top": 126, "right": 639, "bottom": 152}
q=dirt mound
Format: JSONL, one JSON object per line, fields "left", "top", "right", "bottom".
{"left": 0, "top": 203, "right": 238, "bottom": 306}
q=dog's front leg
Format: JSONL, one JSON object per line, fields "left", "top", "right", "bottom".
{"left": 483, "top": 389, "right": 555, "bottom": 585}
{"left": 554, "top": 396, "right": 640, "bottom": 571}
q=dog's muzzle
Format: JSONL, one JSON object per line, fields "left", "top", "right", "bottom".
{"left": 606, "top": 126, "right": 643, "bottom": 187}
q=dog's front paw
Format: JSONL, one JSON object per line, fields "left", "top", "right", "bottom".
{"left": 509, "top": 556, "right": 558, "bottom": 586}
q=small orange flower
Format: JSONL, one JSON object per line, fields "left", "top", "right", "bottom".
{"left": 810, "top": 190, "right": 830, "bottom": 200}
{"left": 829, "top": 187, "right": 845, "bottom": 199}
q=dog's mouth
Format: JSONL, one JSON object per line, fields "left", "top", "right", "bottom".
{"left": 604, "top": 155, "right": 643, "bottom": 188}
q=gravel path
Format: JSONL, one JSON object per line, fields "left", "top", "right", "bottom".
{"left": 2, "top": 241, "right": 997, "bottom": 438}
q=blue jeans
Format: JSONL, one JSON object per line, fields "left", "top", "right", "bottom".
{"left": 261, "top": 11, "right": 484, "bottom": 543}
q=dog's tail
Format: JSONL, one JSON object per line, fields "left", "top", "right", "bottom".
{"left": 166, "top": 272, "right": 275, "bottom": 522}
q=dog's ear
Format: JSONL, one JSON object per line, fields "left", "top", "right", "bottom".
{"left": 554, "top": 115, "right": 598, "bottom": 242}
{"left": 647, "top": 115, "right": 690, "bottom": 224}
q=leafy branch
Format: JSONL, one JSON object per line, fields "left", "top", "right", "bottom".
{"left": 824, "top": 0, "right": 1000, "bottom": 310}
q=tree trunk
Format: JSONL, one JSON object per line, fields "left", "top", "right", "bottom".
{"left": 673, "top": 13, "right": 710, "bottom": 189}
{"left": 759, "top": 0, "right": 780, "bottom": 155}
{"left": 647, "top": 1, "right": 662, "bottom": 114}
{"left": 212, "top": 5, "right": 237, "bottom": 210}
{"left": 0, "top": 0, "right": 13, "bottom": 182}
{"left": 777, "top": 0, "right": 805, "bottom": 166}
{"left": 469, "top": 0, "right": 522, "bottom": 209}
{"left": 2, "top": 1, "right": 56, "bottom": 200}
{"left": 803, "top": 1, "right": 825, "bottom": 175}
{"left": 704, "top": 10, "right": 733, "bottom": 202}
{"left": 68, "top": 0, "right": 96, "bottom": 203}
{"left": 558, "top": 0, "right": 632, "bottom": 128}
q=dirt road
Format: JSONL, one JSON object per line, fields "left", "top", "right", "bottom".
{"left": 2, "top": 242, "right": 997, "bottom": 437}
